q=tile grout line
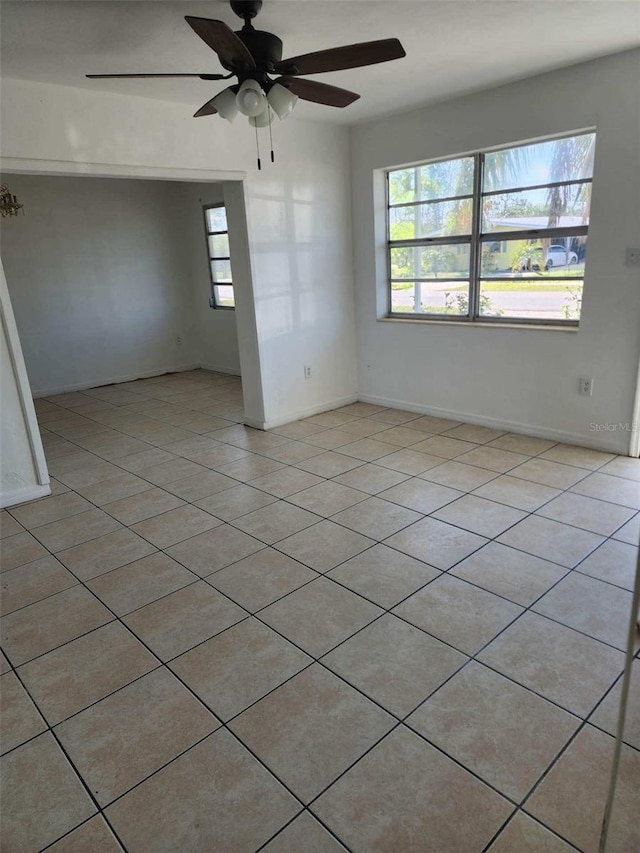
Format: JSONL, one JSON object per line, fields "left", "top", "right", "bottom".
{"left": 3, "top": 456, "right": 626, "bottom": 688}
{"left": 3, "top": 420, "right": 379, "bottom": 851}
{"left": 6, "top": 373, "right": 639, "bottom": 852}
{"left": 5, "top": 535, "right": 322, "bottom": 853}
{"left": 0, "top": 516, "right": 565, "bottom": 846}
{"left": 479, "top": 803, "right": 585, "bottom": 853}
{"left": 4, "top": 430, "right": 635, "bottom": 715}
{"left": 25, "top": 407, "right": 640, "bottom": 552}
{"left": 20, "top": 408, "right": 638, "bottom": 578}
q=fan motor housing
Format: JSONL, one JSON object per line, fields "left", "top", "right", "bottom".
{"left": 234, "top": 29, "right": 283, "bottom": 71}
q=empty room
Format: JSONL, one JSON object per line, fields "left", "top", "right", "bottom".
{"left": 1, "top": 1, "right": 639, "bottom": 851}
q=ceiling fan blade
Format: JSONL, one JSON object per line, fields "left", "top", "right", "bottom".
{"left": 185, "top": 17, "right": 256, "bottom": 69}
{"left": 194, "top": 99, "right": 219, "bottom": 118}
{"left": 276, "top": 38, "right": 405, "bottom": 76}
{"left": 86, "top": 73, "right": 225, "bottom": 79}
{"left": 276, "top": 76, "right": 360, "bottom": 108}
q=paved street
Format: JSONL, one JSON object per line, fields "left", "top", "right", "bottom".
{"left": 393, "top": 275, "right": 583, "bottom": 320}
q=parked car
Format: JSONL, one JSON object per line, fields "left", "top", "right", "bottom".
{"left": 545, "top": 245, "right": 578, "bottom": 270}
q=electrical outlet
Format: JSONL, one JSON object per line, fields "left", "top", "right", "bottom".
{"left": 175, "top": 336, "right": 182, "bottom": 347}
{"left": 304, "top": 365, "right": 311, "bottom": 380}
{"left": 579, "top": 376, "right": 593, "bottom": 396}
{"left": 625, "top": 248, "right": 640, "bottom": 266}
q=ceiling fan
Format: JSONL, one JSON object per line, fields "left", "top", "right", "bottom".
{"left": 87, "top": 0, "right": 406, "bottom": 125}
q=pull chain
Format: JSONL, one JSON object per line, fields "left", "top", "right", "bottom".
{"left": 254, "top": 122, "right": 261, "bottom": 170}
{"left": 268, "top": 107, "right": 275, "bottom": 163}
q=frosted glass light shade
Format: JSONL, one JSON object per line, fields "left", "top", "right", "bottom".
{"left": 249, "top": 107, "right": 274, "bottom": 127}
{"left": 212, "top": 87, "right": 238, "bottom": 122}
{"left": 236, "top": 79, "right": 267, "bottom": 117}
{"left": 267, "top": 83, "right": 298, "bottom": 119}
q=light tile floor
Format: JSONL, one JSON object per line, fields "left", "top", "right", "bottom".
{"left": 1, "top": 369, "right": 639, "bottom": 852}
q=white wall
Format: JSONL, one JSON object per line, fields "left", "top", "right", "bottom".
{"left": 0, "top": 260, "right": 49, "bottom": 507}
{"left": 1, "top": 175, "right": 205, "bottom": 394}
{"left": 1, "top": 175, "right": 244, "bottom": 393}
{"left": 350, "top": 49, "right": 640, "bottom": 453}
{"left": 0, "top": 77, "right": 357, "bottom": 427}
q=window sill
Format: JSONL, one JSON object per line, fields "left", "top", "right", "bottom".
{"left": 378, "top": 316, "right": 579, "bottom": 332}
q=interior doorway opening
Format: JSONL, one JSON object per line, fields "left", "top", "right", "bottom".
{"left": 0, "top": 162, "right": 266, "bottom": 491}
{"left": 1, "top": 173, "right": 249, "bottom": 394}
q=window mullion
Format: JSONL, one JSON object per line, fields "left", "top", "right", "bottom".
{"left": 481, "top": 177, "right": 592, "bottom": 198}
{"left": 413, "top": 165, "right": 422, "bottom": 313}
{"left": 385, "top": 172, "right": 393, "bottom": 316}
{"left": 388, "top": 193, "right": 474, "bottom": 209}
{"left": 469, "top": 152, "right": 484, "bottom": 320}
{"left": 478, "top": 225, "right": 588, "bottom": 243}
{"left": 389, "top": 235, "right": 471, "bottom": 248}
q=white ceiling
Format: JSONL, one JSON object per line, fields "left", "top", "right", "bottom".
{"left": 1, "top": 0, "right": 639, "bottom": 124}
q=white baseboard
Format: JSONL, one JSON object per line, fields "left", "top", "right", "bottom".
{"left": 199, "top": 363, "right": 242, "bottom": 377}
{"left": 1, "top": 482, "right": 51, "bottom": 509}
{"left": 357, "top": 392, "right": 631, "bottom": 455}
{"left": 33, "top": 357, "right": 627, "bottom": 454}
{"left": 32, "top": 364, "right": 202, "bottom": 398}
{"left": 248, "top": 393, "right": 359, "bottom": 431}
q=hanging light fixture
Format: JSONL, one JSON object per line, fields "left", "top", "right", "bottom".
{"left": 210, "top": 86, "right": 239, "bottom": 122}
{"left": 267, "top": 83, "right": 297, "bottom": 120}
{"left": 235, "top": 79, "right": 286, "bottom": 169}
{"left": 211, "top": 76, "right": 298, "bottom": 169}
{"left": 235, "top": 79, "right": 267, "bottom": 117}
{"left": 0, "top": 184, "right": 24, "bottom": 218}
{"left": 248, "top": 106, "right": 275, "bottom": 127}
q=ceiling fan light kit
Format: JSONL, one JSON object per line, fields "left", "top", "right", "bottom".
{"left": 86, "top": 0, "right": 406, "bottom": 169}
{"left": 236, "top": 78, "right": 267, "bottom": 117}
{"left": 267, "top": 83, "right": 298, "bottom": 119}
{"left": 211, "top": 86, "right": 239, "bottom": 122}
{"left": 249, "top": 106, "right": 275, "bottom": 128}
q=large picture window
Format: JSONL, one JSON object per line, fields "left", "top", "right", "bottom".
{"left": 204, "top": 204, "right": 234, "bottom": 309}
{"left": 387, "top": 132, "right": 595, "bottom": 325}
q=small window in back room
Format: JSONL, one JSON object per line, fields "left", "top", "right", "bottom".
{"left": 204, "top": 204, "right": 234, "bottom": 309}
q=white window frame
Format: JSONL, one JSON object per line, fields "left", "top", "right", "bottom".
{"left": 203, "top": 203, "right": 234, "bottom": 310}
{"left": 386, "top": 131, "right": 594, "bottom": 327}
